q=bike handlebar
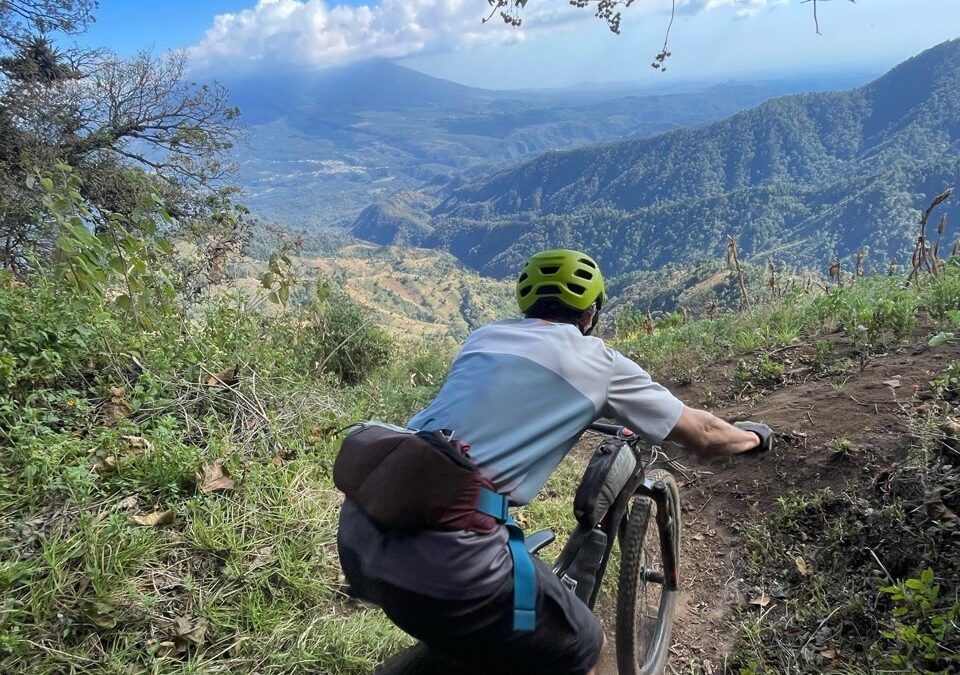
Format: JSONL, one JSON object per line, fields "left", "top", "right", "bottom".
{"left": 588, "top": 421, "right": 636, "bottom": 438}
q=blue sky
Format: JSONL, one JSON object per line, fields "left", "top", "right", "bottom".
{"left": 76, "top": 1, "right": 960, "bottom": 89}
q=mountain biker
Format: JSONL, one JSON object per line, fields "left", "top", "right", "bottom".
{"left": 337, "top": 248, "right": 773, "bottom": 675}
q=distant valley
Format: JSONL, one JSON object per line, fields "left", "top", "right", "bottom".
{"left": 227, "top": 61, "right": 863, "bottom": 230}
{"left": 352, "top": 40, "right": 960, "bottom": 280}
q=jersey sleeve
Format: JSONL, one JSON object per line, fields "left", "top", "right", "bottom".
{"left": 601, "top": 350, "right": 684, "bottom": 445}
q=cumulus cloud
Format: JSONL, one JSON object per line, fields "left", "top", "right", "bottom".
{"left": 189, "top": 0, "right": 786, "bottom": 73}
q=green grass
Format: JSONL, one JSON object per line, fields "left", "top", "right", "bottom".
{"left": 613, "top": 264, "right": 960, "bottom": 384}
{"left": 729, "top": 423, "right": 960, "bottom": 674}
{"left": 5, "top": 259, "right": 960, "bottom": 673}
{"left": 0, "top": 279, "right": 452, "bottom": 674}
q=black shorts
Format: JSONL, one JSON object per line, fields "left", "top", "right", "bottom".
{"left": 341, "top": 545, "right": 604, "bottom": 675}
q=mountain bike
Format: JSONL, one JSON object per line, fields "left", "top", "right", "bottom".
{"left": 376, "top": 420, "right": 681, "bottom": 675}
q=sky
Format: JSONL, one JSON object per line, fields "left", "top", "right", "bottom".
{"left": 73, "top": 0, "right": 960, "bottom": 89}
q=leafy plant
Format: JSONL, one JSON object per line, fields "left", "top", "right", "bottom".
{"left": 879, "top": 568, "right": 960, "bottom": 672}
{"left": 34, "top": 164, "right": 176, "bottom": 327}
{"left": 831, "top": 436, "right": 854, "bottom": 459}
{"left": 929, "top": 309, "right": 960, "bottom": 347}
{"left": 932, "top": 362, "right": 960, "bottom": 399}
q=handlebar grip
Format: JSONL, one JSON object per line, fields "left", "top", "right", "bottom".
{"left": 588, "top": 421, "right": 635, "bottom": 437}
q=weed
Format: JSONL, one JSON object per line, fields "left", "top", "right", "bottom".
{"left": 878, "top": 568, "right": 960, "bottom": 672}
{"left": 831, "top": 436, "right": 854, "bottom": 459}
{"left": 932, "top": 362, "right": 960, "bottom": 400}
{"left": 756, "top": 354, "right": 786, "bottom": 385}
{"left": 810, "top": 340, "right": 838, "bottom": 373}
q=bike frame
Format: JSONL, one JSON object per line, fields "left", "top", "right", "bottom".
{"left": 549, "top": 429, "right": 680, "bottom": 608}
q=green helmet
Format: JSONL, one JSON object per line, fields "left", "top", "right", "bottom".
{"left": 516, "top": 249, "right": 607, "bottom": 313}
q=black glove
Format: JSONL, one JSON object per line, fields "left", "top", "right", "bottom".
{"left": 734, "top": 421, "right": 774, "bottom": 454}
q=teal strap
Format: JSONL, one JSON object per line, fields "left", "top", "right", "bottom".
{"left": 477, "top": 487, "right": 536, "bottom": 632}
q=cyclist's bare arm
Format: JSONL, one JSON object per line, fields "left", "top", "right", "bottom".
{"left": 665, "top": 406, "right": 759, "bottom": 457}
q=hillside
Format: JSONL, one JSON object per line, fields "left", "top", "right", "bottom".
{"left": 7, "top": 259, "right": 960, "bottom": 675}
{"left": 229, "top": 61, "right": 825, "bottom": 228}
{"left": 235, "top": 240, "right": 515, "bottom": 339}
{"left": 353, "top": 40, "right": 960, "bottom": 277}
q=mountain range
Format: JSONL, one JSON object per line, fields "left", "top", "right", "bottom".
{"left": 352, "top": 40, "right": 960, "bottom": 278}
{"left": 228, "top": 61, "right": 858, "bottom": 230}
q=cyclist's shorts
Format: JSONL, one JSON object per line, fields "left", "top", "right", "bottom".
{"left": 342, "top": 542, "right": 604, "bottom": 675}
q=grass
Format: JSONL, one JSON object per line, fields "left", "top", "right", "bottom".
{"left": 729, "top": 419, "right": 960, "bottom": 674}
{"left": 0, "top": 278, "right": 453, "bottom": 674}
{"left": 613, "top": 264, "right": 960, "bottom": 385}
{"left": 5, "top": 257, "right": 960, "bottom": 673}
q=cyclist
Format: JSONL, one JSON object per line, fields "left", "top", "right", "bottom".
{"left": 337, "top": 248, "right": 773, "bottom": 675}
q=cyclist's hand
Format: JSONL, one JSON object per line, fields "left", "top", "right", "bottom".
{"left": 734, "top": 421, "right": 774, "bottom": 454}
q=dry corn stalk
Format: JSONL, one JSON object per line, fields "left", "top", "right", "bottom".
{"left": 908, "top": 187, "right": 954, "bottom": 283}
{"left": 829, "top": 258, "right": 843, "bottom": 287}
{"left": 726, "top": 236, "right": 751, "bottom": 309}
{"left": 855, "top": 249, "right": 866, "bottom": 278}
{"left": 767, "top": 258, "right": 782, "bottom": 300}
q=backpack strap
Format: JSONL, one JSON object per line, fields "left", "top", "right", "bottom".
{"left": 476, "top": 487, "right": 536, "bottom": 632}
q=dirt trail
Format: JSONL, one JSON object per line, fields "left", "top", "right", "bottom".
{"left": 595, "top": 334, "right": 960, "bottom": 674}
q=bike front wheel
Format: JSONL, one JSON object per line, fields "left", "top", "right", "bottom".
{"left": 615, "top": 469, "right": 681, "bottom": 675}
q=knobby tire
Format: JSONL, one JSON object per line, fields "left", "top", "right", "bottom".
{"left": 614, "top": 469, "right": 681, "bottom": 675}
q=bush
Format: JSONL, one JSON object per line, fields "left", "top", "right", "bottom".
{"left": 306, "top": 299, "right": 393, "bottom": 385}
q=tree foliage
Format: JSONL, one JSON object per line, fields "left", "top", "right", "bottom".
{"left": 0, "top": 0, "right": 246, "bottom": 280}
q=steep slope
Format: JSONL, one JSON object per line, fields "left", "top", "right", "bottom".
{"left": 356, "top": 40, "right": 960, "bottom": 277}
{"left": 229, "top": 61, "right": 820, "bottom": 228}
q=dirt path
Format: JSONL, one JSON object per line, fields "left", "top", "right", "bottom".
{"left": 595, "top": 336, "right": 960, "bottom": 674}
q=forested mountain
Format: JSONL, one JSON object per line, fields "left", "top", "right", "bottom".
{"left": 228, "top": 61, "right": 838, "bottom": 229}
{"left": 352, "top": 40, "right": 960, "bottom": 277}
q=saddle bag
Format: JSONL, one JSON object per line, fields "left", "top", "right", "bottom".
{"left": 333, "top": 421, "right": 478, "bottom": 531}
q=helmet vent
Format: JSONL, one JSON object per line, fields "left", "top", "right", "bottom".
{"left": 579, "top": 258, "right": 597, "bottom": 268}
{"left": 519, "top": 285, "right": 533, "bottom": 297}
{"left": 518, "top": 272, "right": 528, "bottom": 282}
{"left": 539, "top": 266, "right": 560, "bottom": 275}
{"left": 536, "top": 284, "right": 562, "bottom": 296}
{"left": 567, "top": 283, "right": 586, "bottom": 295}
{"left": 573, "top": 269, "right": 593, "bottom": 280}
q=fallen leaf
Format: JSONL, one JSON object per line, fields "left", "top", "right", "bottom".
{"left": 705, "top": 528, "right": 718, "bottom": 538}
{"left": 702, "top": 659, "right": 715, "bottom": 675}
{"left": 84, "top": 600, "right": 118, "bottom": 629}
{"left": 120, "top": 435, "right": 152, "bottom": 452}
{"left": 131, "top": 509, "right": 175, "bottom": 527}
{"left": 795, "top": 556, "right": 809, "bottom": 576}
{"left": 205, "top": 365, "right": 238, "bottom": 388}
{"left": 94, "top": 455, "right": 118, "bottom": 474}
{"left": 748, "top": 591, "right": 771, "bottom": 608}
{"left": 821, "top": 649, "right": 837, "bottom": 660}
{"left": 883, "top": 379, "right": 901, "bottom": 389}
{"left": 196, "top": 459, "right": 235, "bottom": 493}
{"left": 771, "top": 585, "right": 791, "bottom": 599}
{"left": 692, "top": 533, "right": 704, "bottom": 541}
{"left": 109, "top": 386, "right": 126, "bottom": 401}
{"left": 246, "top": 546, "right": 277, "bottom": 573}
{"left": 514, "top": 512, "right": 528, "bottom": 527}
{"left": 149, "top": 640, "right": 178, "bottom": 658}
{"left": 172, "top": 616, "right": 208, "bottom": 648}
{"left": 116, "top": 495, "right": 138, "bottom": 510}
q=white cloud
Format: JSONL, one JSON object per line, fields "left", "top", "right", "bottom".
{"left": 189, "top": 0, "right": 787, "bottom": 73}
{"left": 704, "top": 0, "right": 789, "bottom": 19}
